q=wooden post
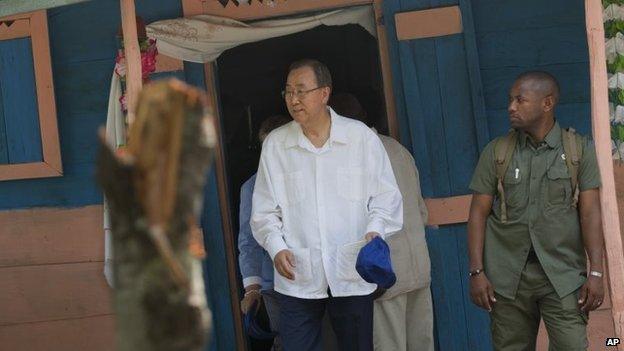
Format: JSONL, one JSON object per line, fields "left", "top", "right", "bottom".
{"left": 120, "top": 0, "right": 142, "bottom": 125}
{"left": 98, "top": 80, "right": 215, "bottom": 351}
{"left": 585, "top": 0, "right": 624, "bottom": 343}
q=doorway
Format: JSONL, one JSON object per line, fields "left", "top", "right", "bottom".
{"left": 215, "top": 22, "right": 386, "bottom": 349}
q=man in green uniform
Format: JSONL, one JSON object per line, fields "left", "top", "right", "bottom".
{"left": 467, "top": 71, "right": 605, "bottom": 350}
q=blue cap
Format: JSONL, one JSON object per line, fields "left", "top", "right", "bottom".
{"left": 243, "top": 300, "right": 277, "bottom": 340}
{"left": 355, "top": 237, "right": 396, "bottom": 289}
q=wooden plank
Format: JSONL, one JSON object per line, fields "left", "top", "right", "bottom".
{"left": 30, "top": 10, "right": 62, "bottom": 175}
{"left": 0, "top": 314, "right": 115, "bottom": 351}
{"left": 0, "top": 162, "right": 60, "bottom": 181}
{"left": 395, "top": 6, "right": 462, "bottom": 41}
{"left": 0, "top": 78, "right": 7, "bottom": 164}
{"left": 432, "top": 7, "right": 492, "bottom": 346}
{"left": 203, "top": 62, "right": 246, "bottom": 351}
{"left": 425, "top": 195, "right": 471, "bottom": 226}
{"left": 0, "top": 0, "right": 90, "bottom": 18}
{"left": 181, "top": 0, "right": 204, "bottom": 17}
{"left": 0, "top": 205, "right": 104, "bottom": 267}
{"left": 0, "top": 18, "right": 30, "bottom": 40}
{"left": 0, "top": 262, "right": 112, "bottom": 325}
{"left": 0, "top": 166, "right": 103, "bottom": 209}
{"left": 47, "top": 1, "right": 124, "bottom": 65}
{"left": 472, "top": 0, "right": 585, "bottom": 34}
{"left": 0, "top": 37, "right": 43, "bottom": 164}
{"left": 53, "top": 61, "right": 116, "bottom": 116}
{"left": 481, "top": 62, "right": 590, "bottom": 110}
{"left": 435, "top": 33, "right": 480, "bottom": 194}
{"left": 476, "top": 25, "right": 589, "bottom": 70}
{"left": 427, "top": 226, "right": 472, "bottom": 351}
{"left": 402, "top": 38, "right": 451, "bottom": 197}
{"left": 380, "top": 0, "right": 414, "bottom": 153}
{"left": 585, "top": 0, "right": 624, "bottom": 342}
{"left": 155, "top": 54, "right": 183, "bottom": 73}
{"left": 373, "top": 0, "right": 400, "bottom": 140}
{"left": 119, "top": 0, "right": 142, "bottom": 124}
{"left": 183, "top": 62, "right": 238, "bottom": 351}
{"left": 196, "top": 0, "right": 372, "bottom": 21}
{"left": 458, "top": 0, "right": 489, "bottom": 152}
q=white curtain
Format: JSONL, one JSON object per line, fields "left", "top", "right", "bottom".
{"left": 145, "top": 5, "right": 375, "bottom": 63}
{"left": 104, "top": 5, "right": 375, "bottom": 285}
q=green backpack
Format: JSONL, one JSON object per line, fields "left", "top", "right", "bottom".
{"left": 493, "top": 128, "right": 584, "bottom": 223}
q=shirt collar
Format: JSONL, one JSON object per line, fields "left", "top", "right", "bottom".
{"left": 518, "top": 121, "right": 561, "bottom": 149}
{"left": 284, "top": 107, "right": 348, "bottom": 149}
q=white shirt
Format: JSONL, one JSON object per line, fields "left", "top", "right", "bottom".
{"left": 251, "top": 108, "right": 403, "bottom": 299}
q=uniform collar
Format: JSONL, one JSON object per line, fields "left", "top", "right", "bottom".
{"left": 284, "top": 107, "right": 348, "bottom": 149}
{"left": 519, "top": 121, "right": 561, "bottom": 149}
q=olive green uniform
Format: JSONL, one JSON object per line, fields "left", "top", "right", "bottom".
{"left": 469, "top": 123, "right": 601, "bottom": 351}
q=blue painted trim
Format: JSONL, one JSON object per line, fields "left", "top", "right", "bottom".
{"left": 185, "top": 62, "right": 237, "bottom": 351}
{"left": 0, "top": 38, "right": 42, "bottom": 164}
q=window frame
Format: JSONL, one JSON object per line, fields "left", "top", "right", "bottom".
{"left": 0, "top": 10, "right": 62, "bottom": 181}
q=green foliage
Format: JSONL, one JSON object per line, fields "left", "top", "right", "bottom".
{"left": 604, "top": 20, "right": 624, "bottom": 38}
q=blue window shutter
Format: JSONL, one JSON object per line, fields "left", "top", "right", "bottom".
{"left": 382, "top": 1, "right": 493, "bottom": 350}
{"left": 0, "top": 37, "right": 43, "bottom": 164}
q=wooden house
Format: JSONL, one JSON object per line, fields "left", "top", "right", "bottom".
{"left": 0, "top": 0, "right": 622, "bottom": 350}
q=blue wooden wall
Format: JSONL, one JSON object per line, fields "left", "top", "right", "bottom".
{"left": 472, "top": 0, "right": 591, "bottom": 137}
{"left": 383, "top": 0, "right": 591, "bottom": 350}
{"left": 0, "top": 1, "right": 238, "bottom": 350}
{"left": 0, "top": 37, "right": 42, "bottom": 164}
{"left": 0, "top": 0, "right": 182, "bottom": 210}
{"left": 0, "top": 0, "right": 593, "bottom": 350}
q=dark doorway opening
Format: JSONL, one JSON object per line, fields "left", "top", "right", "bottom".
{"left": 215, "top": 22, "right": 385, "bottom": 350}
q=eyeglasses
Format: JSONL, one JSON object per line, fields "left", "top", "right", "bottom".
{"left": 281, "top": 86, "right": 324, "bottom": 100}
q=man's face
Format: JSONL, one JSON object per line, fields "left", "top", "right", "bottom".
{"left": 284, "top": 67, "right": 329, "bottom": 126}
{"left": 507, "top": 80, "right": 546, "bottom": 130}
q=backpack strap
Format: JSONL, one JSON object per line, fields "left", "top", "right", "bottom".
{"left": 494, "top": 130, "right": 518, "bottom": 223}
{"left": 561, "top": 128, "right": 583, "bottom": 208}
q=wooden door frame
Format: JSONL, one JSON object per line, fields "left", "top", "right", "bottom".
{"left": 181, "top": 1, "right": 400, "bottom": 349}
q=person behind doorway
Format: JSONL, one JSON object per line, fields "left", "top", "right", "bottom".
{"left": 467, "top": 71, "right": 604, "bottom": 350}
{"left": 330, "top": 92, "right": 434, "bottom": 351}
{"left": 238, "top": 114, "right": 292, "bottom": 350}
{"left": 250, "top": 59, "right": 403, "bottom": 351}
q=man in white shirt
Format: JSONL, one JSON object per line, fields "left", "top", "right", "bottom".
{"left": 250, "top": 59, "right": 403, "bottom": 351}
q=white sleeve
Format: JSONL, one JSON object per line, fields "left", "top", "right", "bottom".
{"left": 250, "top": 148, "right": 289, "bottom": 259}
{"left": 365, "top": 134, "right": 403, "bottom": 238}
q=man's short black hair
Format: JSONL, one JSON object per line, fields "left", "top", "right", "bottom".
{"left": 288, "top": 59, "right": 332, "bottom": 90}
{"left": 515, "top": 70, "right": 560, "bottom": 103}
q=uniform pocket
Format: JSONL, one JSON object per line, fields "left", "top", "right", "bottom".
{"left": 291, "top": 247, "right": 312, "bottom": 283}
{"left": 337, "top": 167, "right": 366, "bottom": 202}
{"left": 336, "top": 240, "right": 367, "bottom": 281}
{"left": 503, "top": 167, "right": 524, "bottom": 207}
{"left": 277, "top": 171, "right": 306, "bottom": 205}
{"left": 546, "top": 166, "right": 571, "bottom": 206}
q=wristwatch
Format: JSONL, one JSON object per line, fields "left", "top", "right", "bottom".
{"left": 589, "top": 270, "right": 603, "bottom": 278}
{"left": 469, "top": 268, "right": 483, "bottom": 277}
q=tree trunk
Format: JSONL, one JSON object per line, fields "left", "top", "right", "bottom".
{"left": 97, "top": 79, "right": 216, "bottom": 351}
